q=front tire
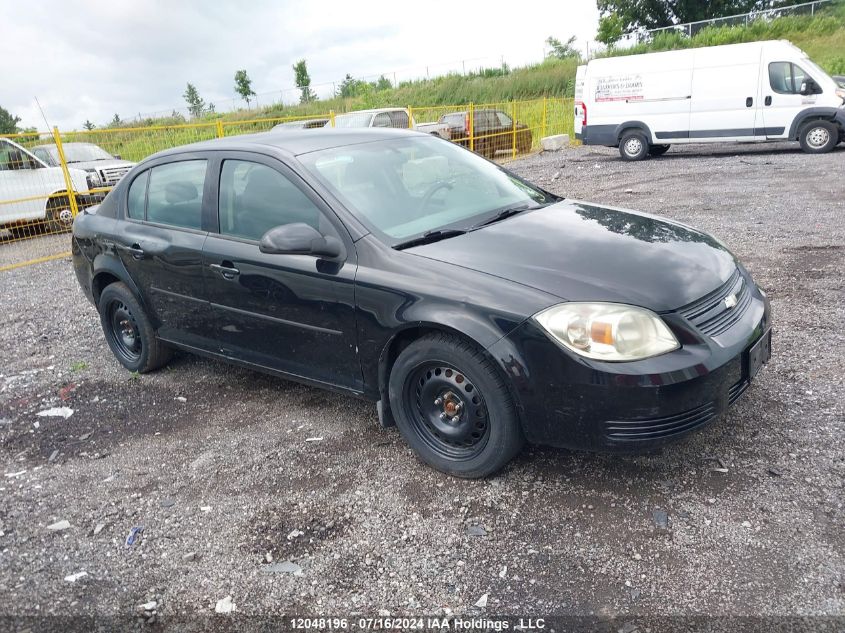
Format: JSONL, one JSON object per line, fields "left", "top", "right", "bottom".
{"left": 798, "top": 120, "right": 838, "bottom": 154}
{"left": 45, "top": 196, "right": 75, "bottom": 234}
{"left": 388, "top": 332, "right": 524, "bottom": 478}
{"left": 98, "top": 282, "right": 172, "bottom": 373}
{"left": 619, "top": 131, "right": 649, "bottom": 161}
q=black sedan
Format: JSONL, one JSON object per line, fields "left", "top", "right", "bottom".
{"left": 71, "top": 128, "right": 771, "bottom": 477}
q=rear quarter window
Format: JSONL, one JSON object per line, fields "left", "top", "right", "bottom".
{"left": 127, "top": 171, "right": 148, "bottom": 220}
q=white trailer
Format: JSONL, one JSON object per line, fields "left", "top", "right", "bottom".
{"left": 574, "top": 40, "right": 845, "bottom": 160}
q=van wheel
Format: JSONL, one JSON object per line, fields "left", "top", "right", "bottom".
{"left": 799, "top": 120, "right": 838, "bottom": 154}
{"left": 619, "top": 131, "right": 649, "bottom": 161}
{"left": 388, "top": 332, "right": 524, "bottom": 478}
{"left": 648, "top": 144, "right": 671, "bottom": 157}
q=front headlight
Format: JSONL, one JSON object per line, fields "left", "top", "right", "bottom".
{"left": 85, "top": 170, "right": 102, "bottom": 190}
{"left": 534, "top": 302, "right": 680, "bottom": 362}
{"left": 836, "top": 88, "right": 845, "bottom": 105}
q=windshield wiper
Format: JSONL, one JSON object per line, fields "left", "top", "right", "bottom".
{"left": 392, "top": 228, "right": 467, "bottom": 250}
{"left": 469, "top": 203, "right": 535, "bottom": 230}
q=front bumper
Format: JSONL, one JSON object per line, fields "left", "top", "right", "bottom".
{"left": 488, "top": 271, "right": 772, "bottom": 451}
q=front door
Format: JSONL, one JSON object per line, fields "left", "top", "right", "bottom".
{"left": 116, "top": 158, "right": 213, "bottom": 346}
{"left": 761, "top": 60, "right": 821, "bottom": 139}
{"left": 202, "top": 155, "right": 361, "bottom": 391}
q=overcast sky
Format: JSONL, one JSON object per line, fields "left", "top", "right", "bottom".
{"left": 2, "top": 0, "right": 600, "bottom": 131}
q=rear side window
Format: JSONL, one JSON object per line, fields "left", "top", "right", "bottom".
{"left": 495, "top": 111, "right": 513, "bottom": 127}
{"left": 127, "top": 171, "right": 148, "bottom": 219}
{"left": 218, "top": 160, "right": 321, "bottom": 241}
{"left": 145, "top": 160, "right": 206, "bottom": 229}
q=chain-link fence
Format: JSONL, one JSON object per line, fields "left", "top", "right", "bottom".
{"left": 0, "top": 99, "right": 573, "bottom": 271}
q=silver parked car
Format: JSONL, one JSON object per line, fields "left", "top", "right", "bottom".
{"left": 31, "top": 142, "right": 135, "bottom": 190}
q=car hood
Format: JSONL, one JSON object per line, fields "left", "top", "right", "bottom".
{"left": 68, "top": 159, "right": 135, "bottom": 171}
{"left": 407, "top": 200, "right": 736, "bottom": 312}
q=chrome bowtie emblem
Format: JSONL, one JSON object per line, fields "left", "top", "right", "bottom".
{"left": 724, "top": 294, "right": 738, "bottom": 309}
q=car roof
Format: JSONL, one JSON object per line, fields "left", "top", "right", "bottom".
{"left": 335, "top": 107, "right": 404, "bottom": 115}
{"left": 150, "top": 127, "right": 425, "bottom": 160}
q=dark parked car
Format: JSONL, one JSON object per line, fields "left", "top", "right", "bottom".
{"left": 439, "top": 108, "right": 532, "bottom": 158}
{"left": 72, "top": 128, "right": 771, "bottom": 477}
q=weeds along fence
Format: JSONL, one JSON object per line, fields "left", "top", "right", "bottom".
{"left": 0, "top": 97, "right": 574, "bottom": 272}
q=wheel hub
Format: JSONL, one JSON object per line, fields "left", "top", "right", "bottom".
{"left": 409, "top": 364, "right": 490, "bottom": 455}
{"left": 109, "top": 301, "right": 142, "bottom": 362}
{"left": 625, "top": 138, "right": 642, "bottom": 155}
{"left": 58, "top": 208, "right": 74, "bottom": 225}
{"left": 807, "top": 127, "right": 829, "bottom": 148}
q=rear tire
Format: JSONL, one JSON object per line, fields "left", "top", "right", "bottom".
{"left": 798, "top": 120, "right": 838, "bottom": 154}
{"left": 388, "top": 332, "right": 524, "bottom": 478}
{"left": 648, "top": 144, "right": 671, "bottom": 157}
{"left": 619, "top": 131, "right": 649, "bottom": 161}
{"left": 98, "top": 282, "right": 172, "bottom": 373}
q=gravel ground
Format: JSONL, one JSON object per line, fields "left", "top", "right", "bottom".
{"left": 0, "top": 141, "right": 843, "bottom": 631}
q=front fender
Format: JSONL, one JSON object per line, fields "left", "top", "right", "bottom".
{"left": 788, "top": 107, "right": 845, "bottom": 139}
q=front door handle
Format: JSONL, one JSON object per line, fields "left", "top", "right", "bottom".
{"left": 210, "top": 262, "right": 240, "bottom": 280}
{"left": 765, "top": 95, "right": 772, "bottom": 106}
{"left": 127, "top": 243, "right": 145, "bottom": 260}
{"left": 746, "top": 97, "right": 754, "bottom": 107}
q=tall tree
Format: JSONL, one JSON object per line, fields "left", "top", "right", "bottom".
{"left": 375, "top": 75, "right": 392, "bottom": 91}
{"left": 546, "top": 35, "right": 581, "bottom": 59}
{"left": 234, "top": 69, "right": 256, "bottom": 107}
{"left": 111, "top": 113, "right": 122, "bottom": 126}
{"left": 82, "top": 120, "right": 96, "bottom": 131}
{"left": 338, "top": 74, "right": 362, "bottom": 98}
{"left": 292, "top": 59, "right": 317, "bottom": 103}
{"left": 183, "top": 83, "right": 206, "bottom": 118}
{"left": 0, "top": 106, "right": 21, "bottom": 134}
{"left": 597, "top": 0, "right": 768, "bottom": 32}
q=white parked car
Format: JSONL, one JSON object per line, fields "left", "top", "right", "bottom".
{"left": 31, "top": 142, "right": 135, "bottom": 189}
{"left": 574, "top": 39, "right": 845, "bottom": 160}
{"left": 332, "top": 107, "right": 451, "bottom": 138}
{"left": 0, "top": 138, "right": 98, "bottom": 236}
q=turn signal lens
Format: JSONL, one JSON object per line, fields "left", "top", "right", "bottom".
{"left": 534, "top": 302, "right": 680, "bottom": 362}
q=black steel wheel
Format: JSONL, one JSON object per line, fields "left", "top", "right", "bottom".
{"left": 406, "top": 362, "right": 491, "bottom": 460}
{"left": 45, "top": 196, "right": 74, "bottom": 234}
{"left": 98, "top": 282, "right": 172, "bottom": 373}
{"left": 388, "top": 332, "right": 524, "bottom": 478}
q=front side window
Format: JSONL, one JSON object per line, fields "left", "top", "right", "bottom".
{"left": 769, "top": 62, "right": 816, "bottom": 94}
{"left": 299, "top": 135, "right": 554, "bottom": 242}
{"left": 0, "top": 142, "right": 39, "bottom": 171}
{"left": 218, "top": 160, "right": 320, "bottom": 241}
{"left": 145, "top": 160, "right": 206, "bottom": 229}
{"left": 127, "top": 171, "right": 148, "bottom": 220}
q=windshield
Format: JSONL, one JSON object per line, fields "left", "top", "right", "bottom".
{"left": 332, "top": 112, "right": 375, "bottom": 128}
{"left": 59, "top": 143, "right": 114, "bottom": 163}
{"left": 298, "top": 136, "right": 555, "bottom": 242}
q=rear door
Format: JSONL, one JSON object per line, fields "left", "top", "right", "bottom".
{"left": 688, "top": 46, "right": 763, "bottom": 141}
{"left": 202, "top": 153, "right": 361, "bottom": 391}
{"left": 116, "top": 157, "right": 215, "bottom": 346}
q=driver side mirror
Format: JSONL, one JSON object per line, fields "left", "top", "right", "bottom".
{"left": 259, "top": 222, "right": 343, "bottom": 259}
{"left": 800, "top": 80, "right": 817, "bottom": 96}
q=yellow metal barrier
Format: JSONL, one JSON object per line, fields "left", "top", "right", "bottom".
{"left": 1, "top": 98, "right": 574, "bottom": 272}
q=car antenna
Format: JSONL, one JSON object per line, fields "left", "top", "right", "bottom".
{"left": 34, "top": 96, "right": 53, "bottom": 132}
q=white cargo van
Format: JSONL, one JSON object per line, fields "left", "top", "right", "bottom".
{"left": 574, "top": 40, "right": 845, "bottom": 160}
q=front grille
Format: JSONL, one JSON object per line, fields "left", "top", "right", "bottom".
{"left": 100, "top": 165, "right": 132, "bottom": 185}
{"left": 679, "top": 268, "right": 751, "bottom": 337}
{"left": 605, "top": 401, "right": 717, "bottom": 443}
{"left": 728, "top": 378, "right": 749, "bottom": 405}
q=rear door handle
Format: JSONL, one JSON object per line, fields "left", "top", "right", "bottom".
{"left": 210, "top": 262, "right": 240, "bottom": 280}
{"left": 765, "top": 95, "right": 772, "bottom": 106}
{"left": 746, "top": 97, "right": 754, "bottom": 107}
